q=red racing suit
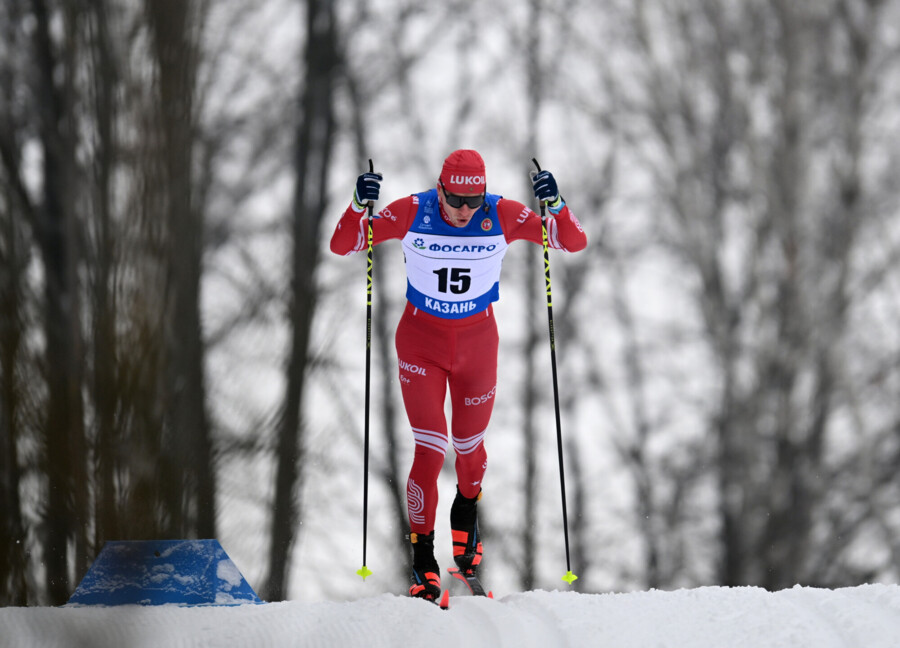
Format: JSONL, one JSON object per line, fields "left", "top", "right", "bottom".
{"left": 330, "top": 188, "right": 586, "bottom": 534}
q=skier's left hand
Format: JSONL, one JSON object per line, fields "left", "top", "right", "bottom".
{"left": 531, "top": 169, "right": 560, "bottom": 204}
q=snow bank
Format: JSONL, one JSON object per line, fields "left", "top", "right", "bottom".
{"left": 2, "top": 584, "right": 899, "bottom": 648}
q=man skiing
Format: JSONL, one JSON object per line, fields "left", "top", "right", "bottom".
{"left": 330, "top": 149, "right": 587, "bottom": 602}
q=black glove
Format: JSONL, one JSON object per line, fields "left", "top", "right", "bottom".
{"left": 354, "top": 171, "right": 383, "bottom": 206}
{"left": 531, "top": 170, "right": 560, "bottom": 204}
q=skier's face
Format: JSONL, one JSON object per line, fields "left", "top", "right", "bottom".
{"left": 439, "top": 184, "right": 484, "bottom": 228}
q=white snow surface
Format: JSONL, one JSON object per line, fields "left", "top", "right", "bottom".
{"left": 3, "top": 584, "right": 900, "bottom": 647}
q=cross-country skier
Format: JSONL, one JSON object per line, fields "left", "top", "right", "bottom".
{"left": 330, "top": 149, "right": 587, "bottom": 602}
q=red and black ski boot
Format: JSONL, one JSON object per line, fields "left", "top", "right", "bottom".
{"left": 448, "top": 487, "right": 492, "bottom": 597}
{"left": 408, "top": 531, "right": 443, "bottom": 604}
{"left": 450, "top": 487, "right": 483, "bottom": 572}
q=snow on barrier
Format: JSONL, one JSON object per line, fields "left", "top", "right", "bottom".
{"left": 66, "top": 539, "right": 264, "bottom": 606}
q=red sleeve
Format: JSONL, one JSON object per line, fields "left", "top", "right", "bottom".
{"left": 329, "top": 196, "right": 418, "bottom": 255}
{"left": 497, "top": 199, "right": 587, "bottom": 252}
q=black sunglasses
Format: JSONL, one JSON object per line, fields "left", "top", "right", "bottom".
{"left": 440, "top": 182, "right": 484, "bottom": 209}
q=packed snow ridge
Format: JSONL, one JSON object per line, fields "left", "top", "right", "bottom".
{"left": 2, "top": 584, "right": 900, "bottom": 648}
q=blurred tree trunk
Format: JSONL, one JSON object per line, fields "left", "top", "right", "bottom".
{"left": 146, "top": 0, "right": 216, "bottom": 540}
{"left": 750, "top": 1, "right": 812, "bottom": 589}
{"left": 31, "top": 0, "right": 89, "bottom": 605}
{"left": 0, "top": 13, "right": 30, "bottom": 600}
{"left": 265, "top": 0, "right": 340, "bottom": 601}
{"left": 85, "top": 0, "right": 122, "bottom": 549}
{"left": 0, "top": 0, "right": 29, "bottom": 606}
{"left": 0, "top": 232, "right": 28, "bottom": 606}
{"left": 0, "top": 178, "right": 28, "bottom": 607}
{"left": 756, "top": 0, "right": 871, "bottom": 591}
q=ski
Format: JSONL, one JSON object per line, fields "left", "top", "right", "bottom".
{"left": 447, "top": 567, "right": 493, "bottom": 598}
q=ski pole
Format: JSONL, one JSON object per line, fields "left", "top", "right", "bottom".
{"left": 357, "top": 159, "right": 375, "bottom": 581}
{"left": 532, "top": 158, "right": 578, "bottom": 586}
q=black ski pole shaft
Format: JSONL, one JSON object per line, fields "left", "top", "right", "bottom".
{"left": 358, "top": 159, "right": 375, "bottom": 581}
{"left": 532, "top": 158, "right": 578, "bottom": 586}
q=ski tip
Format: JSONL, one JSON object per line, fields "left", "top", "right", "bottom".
{"left": 439, "top": 589, "right": 450, "bottom": 610}
{"left": 357, "top": 565, "right": 373, "bottom": 580}
{"left": 562, "top": 570, "right": 579, "bottom": 585}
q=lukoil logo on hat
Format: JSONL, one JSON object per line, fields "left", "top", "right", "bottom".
{"left": 440, "top": 149, "right": 486, "bottom": 194}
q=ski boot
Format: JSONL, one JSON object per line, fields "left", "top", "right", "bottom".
{"left": 450, "top": 487, "right": 483, "bottom": 574}
{"left": 408, "top": 531, "right": 442, "bottom": 603}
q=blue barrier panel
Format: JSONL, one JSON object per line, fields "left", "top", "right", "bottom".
{"left": 67, "top": 539, "right": 264, "bottom": 606}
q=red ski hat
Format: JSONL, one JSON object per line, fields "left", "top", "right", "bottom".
{"left": 439, "top": 149, "right": 486, "bottom": 194}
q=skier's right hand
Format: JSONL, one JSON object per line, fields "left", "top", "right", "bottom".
{"left": 531, "top": 170, "right": 560, "bottom": 204}
{"left": 354, "top": 171, "right": 383, "bottom": 207}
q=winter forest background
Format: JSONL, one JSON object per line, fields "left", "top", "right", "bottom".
{"left": 3, "top": 0, "right": 900, "bottom": 607}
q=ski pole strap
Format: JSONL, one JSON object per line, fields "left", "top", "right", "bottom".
{"left": 547, "top": 195, "right": 565, "bottom": 214}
